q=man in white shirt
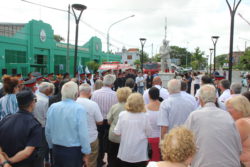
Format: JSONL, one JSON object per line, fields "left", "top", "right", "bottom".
{"left": 76, "top": 84, "right": 103, "bottom": 167}
{"left": 143, "top": 76, "right": 169, "bottom": 104}
{"left": 180, "top": 81, "right": 197, "bottom": 109}
{"left": 33, "top": 82, "right": 54, "bottom": 167}
{"left": 218, "top": 79, "right": 231, "bottom": 110}
{"left": 185, "top": 84, "right": 241, "bottom": 167}
{"left": 158, "top": 79, "right": 195, "bottom": 138}
{"left": 136, "top": 72, "right": 145, "bottom": 94}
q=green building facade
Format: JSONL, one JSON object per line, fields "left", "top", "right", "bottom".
{"left": 0, "top": 20, "right": 121, "bottom": 77}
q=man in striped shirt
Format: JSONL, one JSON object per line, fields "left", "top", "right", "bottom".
{"left": 91, "top": 74, "right": 118, "bottom": 167}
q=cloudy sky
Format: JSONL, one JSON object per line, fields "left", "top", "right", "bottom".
{"left": 1, "top": 0, "right": 250, "bottom": 59}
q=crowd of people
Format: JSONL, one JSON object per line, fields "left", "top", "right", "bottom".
{"left": 0, "top": 69, "right": 250, "bottom": 167}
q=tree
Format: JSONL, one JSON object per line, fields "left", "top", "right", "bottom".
{"left": 151, "top": 53, "right": 161, "bottom": 62}
{"left": 139, "top": 50, "right": 150, "bottom": 63}
{"left": 170, "top": 46, "right": 192, "bottom": 67}
{"left": 215, "top": 54, "right": 227, "bottom": 68}
{"left": 191, "top": 47, "right": 206, "bottom": 70}
{"left": 239, "top": 50, "right": 250, "bottom": 70}
{"left": 54, "top": 35, "right": 65, "bottom": 42}
{"left": 134, "top": 59, "right": 141, "bottom": 70}
{"left": 86, "top": 61, "right": 100, "bottom": 73}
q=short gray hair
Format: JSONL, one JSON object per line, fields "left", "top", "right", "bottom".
{"left": 94, "top": 79, "right": 103, "bottom": 91}
{"left": 103, "top": 74, "right": 116, "bottom": 86}
{"left": 39, "top": 82, "right": 54, "bottom": 93}
{"left": 230, "top": 82, "right": 242, "bottom": 94}
{"left": 61, "top": 81, "right": 78, "bottom": 100}
{"left": 79, "top": 83, "right": 91, "bottom": 93}
{"left": 199, "top": 84, "right": 216, "bottom": 104}
{"left": 167, "top": 79, "right": 181, "bottom": 94}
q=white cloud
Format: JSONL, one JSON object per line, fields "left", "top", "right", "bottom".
{"left": 1, "top": 0, "right": 250, "bottom": 58}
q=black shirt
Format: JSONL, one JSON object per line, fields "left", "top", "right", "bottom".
{"left": 0, "top": 110, "right": 42, "bottom": 166}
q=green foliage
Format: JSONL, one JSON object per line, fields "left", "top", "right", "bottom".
{"left": 151, "top": 53, "right": 161, "bottom": 62}
{"left": 54, "top": 34, "right": 65, "bottom": 42}
{"left": 170, "top": 46, "right": 192, "bottom": 67}
{"left": 139, "top": 50, "right": 150, "bottom": 63}
{"left": 239, "top": 50, "right": 250, "bottom": 70}
{"left": 191, "top": 47, "right": 206, "bottom": 70}
{"left": 134, "top": 59, "right": 141, "bottom": 70}
{"left": 215, "top": 54, "right": 227, "bottom": 67}
{"left": 86, "top": 61, "right": 100, "bottom": 73}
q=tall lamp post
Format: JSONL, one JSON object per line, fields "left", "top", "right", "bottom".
{"left": 209, "top": 48, "right": 214, "bottom": 75}
{"left": 72, "top": 4, "right": 87, "bottom": 75}
{"left": 211, "top": 36, "right": 219, "bottom": 73}
{"left": 107, "top": 15, "right": 135, "bottom": 55}
{"left": 139, "top": 38, "right": 147, "bottom": 72}
{"left": 226, "top": 0, "right": 242, "bottom": 82}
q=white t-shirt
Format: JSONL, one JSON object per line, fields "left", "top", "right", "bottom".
{"left": 114, "top": 111, "right": 152, "bottom": 162}
{"left": 147, "top": 162, "right": 158, "bottom": 167}
{"left": 76, "top": 97, "right": 103, "bottom": 143}
{"left": 193, "top": 75, "right": 201, "bottom": 84}
{"left": 136, "top": 76, "right": 144, "bottom": 87}
{"left": 218, "top": 89, "right": 231, "bottom": 103}
{"left": 146, "top": 109, "right": 160, "bottom": 138}
{"left": 143, "top": 85, "right": 169, "bottom": 105}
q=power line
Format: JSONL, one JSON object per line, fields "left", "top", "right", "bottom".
{"left": 21, "top": 0, "right": 137, "bottom": 49}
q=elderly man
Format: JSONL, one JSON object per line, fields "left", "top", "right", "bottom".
{"left": 180, "top": 81, "right": 197, "bottom": 109}
{"left": 45, "top": 81, "right": 91, "bottom": 167}
{"left": 0, "top": 90, "right": 42, "bottom": 167}
{"left": 143, "top": 76, "right": 169, "bottom": 104}
{"left": 91, "top": 74, "right": 118, "bottom": 167}
{"left": 230, "top": 82, "right": 242, "bottom": 97}
{"left": 218, "top": 79, "right": 231, "bottom": 103}
{"left": 185, "top": 84, "right": 242, "bottom": 167}
{"left": 76, "top": 84, "right": 103, "bottom": 167}
{"left": 158, "top": 79, "right": 195, "bottom": 138}
{"left": 33, "top": 82, "right": 54, "bottom": 167}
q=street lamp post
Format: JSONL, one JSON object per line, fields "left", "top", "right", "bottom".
{"left": 107, "top": 15, "right": 135, "bottom": 56}
{"left": 226, "top": 0, "right": 242, "bottom": 82}
{"left": 209, "top": 48, "right": 214, "bottom": 75}
{"left": 139, "top": 38, "right": 147, "bottom": 72}
{"left": 72, "top": 4, "right": 87, "bottom": 75}
{"left": 211, "top": 36, "right": 219, "bottom": 73}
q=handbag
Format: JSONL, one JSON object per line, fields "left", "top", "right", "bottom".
{"left": 147, "top": 142, "right": 153, "bottom": 159}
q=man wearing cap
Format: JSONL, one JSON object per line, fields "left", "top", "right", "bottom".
{"left": 0, "top": 90, "right": 43, "bottom": 167}
{"left": 23, "top": 78, "right": 37, "bottom": 93}
{"left": 91, "top": 74, "right": 118, "bottom": 167}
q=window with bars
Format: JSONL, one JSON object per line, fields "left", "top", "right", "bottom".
{"left": 5, "top": 50, "right": 26, "bottom": 64}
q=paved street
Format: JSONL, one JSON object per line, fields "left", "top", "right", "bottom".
{"left": 220, "top": 70, "right": 247, "bottom": 92}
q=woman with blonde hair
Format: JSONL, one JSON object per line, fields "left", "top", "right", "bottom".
{"left": 0, "top": 75, "right": 19, "bottom": 120}
{"left": 226, "top": 95, "right": 250, "bottom": 167}
{"left": 148, "top": 126, "right": 196, "bottom": 167}
{"left": 107, "top": 87, "right": 132, "bottom": 167}
{"left": 114, "top": 93, "right": 152, "bottom": 167}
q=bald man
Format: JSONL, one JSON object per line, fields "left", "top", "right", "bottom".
{"left": 143, "top": 76, "right": 169, "bottom": 104}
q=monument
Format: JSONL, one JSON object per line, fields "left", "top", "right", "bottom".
{"left": 158, "top": 18, "right": 175, "bottom": 88}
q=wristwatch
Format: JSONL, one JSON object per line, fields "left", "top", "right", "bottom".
{"left": 0, "top": 160, "right": 11, "bottom": 167}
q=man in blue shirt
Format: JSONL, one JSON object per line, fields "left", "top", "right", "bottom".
{"left": 45, "top": 81, "right": 91, "bottom": 167}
